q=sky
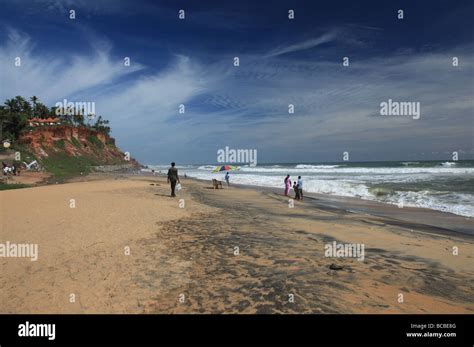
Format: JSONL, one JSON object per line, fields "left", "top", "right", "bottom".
{"left": 0, "top": 0, "right": 473, "bottom": 165}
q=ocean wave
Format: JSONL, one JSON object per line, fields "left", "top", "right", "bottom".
{"left": 185, "top": 171, "right": 474, "bottom": 217}
{"left": 295, "top": 164, "right": 342, "bottom": 169}
{"left": 197, "top": 165, "right": 217, "bottom": 170}
{"left": 402, "top": 162, "right": 420, "bottom": 166}
{"left": 225, "top": 166, "right": 474, "bottom": 175}
{"left": 441, "top": 162, "right": 457, "bottom": 167}
{"left": 304, "top": 179, "right": 371, "bottom": 198}
{"left": 384, "top": 191, "right": 474, "bottom": 217}
{"left": 186, "top": 172, "right": 372, "bottom": 198}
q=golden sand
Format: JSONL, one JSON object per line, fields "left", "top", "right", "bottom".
{"left": 1, "top": 175, "right": 473, "bottom": 313}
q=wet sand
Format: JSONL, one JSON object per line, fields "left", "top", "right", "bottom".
{"left": 0, "top": 174, "right": 473, "bottom": 313}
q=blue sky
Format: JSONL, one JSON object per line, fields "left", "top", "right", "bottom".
{"left": 1, "top": 0, "right": 473, "bottom": 164}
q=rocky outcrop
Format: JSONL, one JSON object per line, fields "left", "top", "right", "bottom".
{"left": 17, "top": 125, "right": 140, "bottom": 167}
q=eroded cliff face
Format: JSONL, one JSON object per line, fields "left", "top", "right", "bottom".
{"left": 17, "top": 126, "right": 139, "bottom": 167}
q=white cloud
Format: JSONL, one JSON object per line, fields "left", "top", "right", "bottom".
{"left": 98, "top": 55, "right": 206, "bottom": 123}
{"left": 265, "top": 31, "right": 338, "bottom": 58}
{"left": 0, "top": 28, "right": 143, "bottom": 104}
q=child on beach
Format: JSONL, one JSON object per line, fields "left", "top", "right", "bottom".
{"left": 225, "top": 172, "right": 230, "bottom": 186}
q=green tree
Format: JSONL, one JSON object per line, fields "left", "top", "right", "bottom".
{"left": 2, "top": 96, "right": 113, "bottom": 141}
{"left": 35, "top": 102, "right": 50, "bottom": 118}
{"left": 0, "top": 105, "right": 28, "bottom": 141}
{"left": 73, "top": 113, "right": 85, "bottom": 126}
{"left": 5, "top": 96, "right": 32, "bottom": 115}
{"left": 30, "top": 95, "right": 38, "bottom": 117}
{"left": 93, "top": 115, "right": 111, "bottom": 135}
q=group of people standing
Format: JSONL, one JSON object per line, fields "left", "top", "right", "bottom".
{"left": 284, "top": 175, "right": 303, "bottom": 200}
{"left": 2, "top": 161, "right": 19, "bottom": 176}
{"left": 166, "top": 163, "right": 304, "bottom": 201}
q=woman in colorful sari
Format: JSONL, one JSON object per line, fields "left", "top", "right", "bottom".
{"left": 284, "top": 175, "right": 291, "bottom": 196}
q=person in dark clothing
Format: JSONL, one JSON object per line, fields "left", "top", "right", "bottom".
{"left": 167, "top": 162, "right": 180, "bottom": 197}
{"left": 293, "top": 181, "right": 300, "bottom": 200}
{"left": 225, "top": 172, "right": 230, "bottom": 186}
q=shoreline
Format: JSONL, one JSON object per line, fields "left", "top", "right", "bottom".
{"left": 168, "top": 173, "right": 474, "bottom": 236}
{"left": 5, "top": 168, "right": 474, "bottom": 236}
{"left": 7, "top": 169, "right": 473, "bottom": 235}
{"left": 142, "top": 160, "right": 474, "bottom": 221}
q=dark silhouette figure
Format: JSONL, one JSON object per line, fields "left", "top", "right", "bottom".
{"left": 167, "top": 162, "right": 180, "bottom": 197}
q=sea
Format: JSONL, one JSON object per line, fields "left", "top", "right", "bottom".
{"left": 145, "top": 161, "right": 474, "bottom": 218}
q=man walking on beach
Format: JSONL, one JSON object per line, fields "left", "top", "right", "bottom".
{"left": 167, "top": 162, "right": 180, "bottom": 197}
{"left": 298, "top": 176, "right": 303, "bottom": 200}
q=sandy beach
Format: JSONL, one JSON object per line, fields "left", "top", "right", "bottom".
{"left": 1, "top": 174, "right": 473, "bottom": 313}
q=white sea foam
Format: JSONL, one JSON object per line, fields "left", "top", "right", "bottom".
{"left": 294, "top": 164, "right": 342, "bottom": 169}
{"left": 197, "top": 165, "right": 217, "bottom": 170}
{"left": 214, "top": 165, "right": 474, "bottom": 175}
{"left": 441, "top": 161, "right": 457, "bottom": 167}
{"left": 185, "top": 172, "right": 372, "bottom": 198}
{"left": 148, "top": 163, "right": 474, "bottom": 218}
{"left": 385, "top": 191, "right": 474, "bottom": 217}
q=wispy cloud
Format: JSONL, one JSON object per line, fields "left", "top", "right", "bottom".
{"left": 265, "top": 31, "right": 338, "bottom": 58}
{"left": 0, "top": 28, "right": 143, "bottom": 104}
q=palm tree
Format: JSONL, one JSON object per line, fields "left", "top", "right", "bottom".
{"left": 9, "top": 96, "right": 31, "bottom": 115}
{"left": 4, "top": 98, "right": 17, "bottom": 112}
{"left": 0, "top": 106, "right": 10, "bottom": 140}
{"left": 35, "top": 102, "right": 49, "bottom": 118}
{"left": 30, "top": 96, "right": 38, "bottom": 118}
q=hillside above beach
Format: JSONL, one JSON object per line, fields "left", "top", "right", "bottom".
{"left": 0, "top": 96, "right": 140, "bottom": 185}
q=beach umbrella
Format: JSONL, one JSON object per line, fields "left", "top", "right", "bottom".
{"left": 212, "top": 165, "right": 239, "bottom": 173}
